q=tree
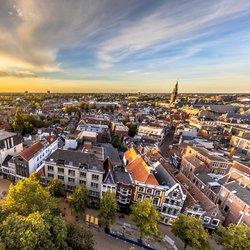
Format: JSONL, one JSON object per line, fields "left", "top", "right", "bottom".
{"left": 46, "top": 179, "right": 64, "bottom": 198}
{"left": 126, "top": 123, "right": 137, "bottom": 137}
{"left": 172, "top": 214, "right": 210, "bottom": 250}
{"left": 71, "top": 185, "right": 89, "bottom": 215}
{"left": 99, "top": 191, "right": 118, "bottom": 228}
{"left": 214, "top": 224, "right": 250, "bottom": 250}
{"left": 67, "top": 224, "right": 94, "bottom": 250}
{"left": 1, "top": 173, "right": 57, "bottom": 216}
{"left": 79, "top": 102, "right": 89, "bottom": 110}
{"left": 0, "top": 211, "right": 68, "bottom": 250}
{"left": 13, "top": 108, "right": 24, "bottom": 133}
{"left": 130, "top": 199, "right": 160, "bottom": 241}
{"left": 111, "top": 135, "right": 124, "bottom": 149}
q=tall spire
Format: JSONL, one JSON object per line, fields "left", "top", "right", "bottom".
{"left": 169, "top": 81, "right": 178, "bottom": 105}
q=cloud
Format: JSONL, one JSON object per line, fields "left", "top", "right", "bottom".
{"left": 0, "top": 70, "right": 37, "bottom": 78}
{"left": 0, "top": 0, "right": 250, "bottom": 81}
{"left": 97, "top": 0, "right": 250, "bottom": 66}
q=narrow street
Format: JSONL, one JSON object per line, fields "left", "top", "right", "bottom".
{"left": 159, "top": 128, "right": 175, "bottom": 156}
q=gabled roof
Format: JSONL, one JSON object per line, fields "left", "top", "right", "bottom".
{"left": 145, "top": 174, "right": 159, "bottom": 185}
{"left": 18, "top": 141, "right": 44, "bottom": 161}
{"left": 104, "top": 170, "right": 115, "bottom": 185}
{"left": 124, "top": 147, "right": 138, "bottom": 164}
{"left": 126, "top": 155, "right": 150, "bottom": 183}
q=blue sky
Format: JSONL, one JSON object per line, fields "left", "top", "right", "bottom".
{"left": 0, "top": 0, "right": 250, "bottom": 92}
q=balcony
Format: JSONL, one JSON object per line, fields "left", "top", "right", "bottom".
{"left": 117, "top": 188, "right": 132, "bottom": 196}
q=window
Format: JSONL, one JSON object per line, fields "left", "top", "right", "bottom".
{"left": 224, "top": 205, "right": 229, "bottom": 213}
{"left": 58, "top": 167, "right": 64, "bottom": 174}
{"left": 68, "top": 169, "right": 75, "bottom": 176}
{"left": 211, "top": 212, "right": 217, "bottom": 217}
{"left": 67, "top": 185, "right": 75, "bottom": 191}
{"left": 211, "top": 219, "right": 220, "bottom": 226}
{"left": 68, "top": 177, "right": 75, "bottom": 183}
{"left": 173, "top": 208, "right": 179, "bottom": 216}
{"left": 79, "top": 180, "right": 86, "bottom": 185}
{"left": 92, "top": 174, "right": 99, "bottom": 181}
{"left": 138, "top": 187, "right": 144, "bottom": 192}
{"left": 153, "top": 197, "right": 159, "bottom": 206}
{"left": 167, "top": 207, "right": 173, "bottom": 214}
{"left": 217, "top": 199, "right": 222, "bottom": 206}
{"left": 228, "top": 197, "right": 233, "bottom": 203}
{"left": 155, "top": 190, "right": 161, "bottom": 196}
{"left": 80, "top": 172, "right": 86, "bottom": 178}
{"left": 48, "top": 173, "right": 54, "bottom": 179}
{"left": 137, "top": 193, "right": 143, "bottom": 201}
{"left": 89, "top": 190, "right": 99, "bottom": 197}
{"left": 91, "top": 182, "right": 98, "bottom": 189}
{"left": 146, "top": 188, "right": 152, "bottom": 194}
{"left": 165, "top": 198, "right": 169, "bottom": 204}
{"left": 58, "top": 175, "right": 64, "bottom": 181}
{"left": 203, "top": 216, "right": 211, "bottom": 224}
{"left": 173, "top": 191, "right": 178, "bottom": 197}
{"left": 48, "top": 165, "right": 54, "bottom": 171}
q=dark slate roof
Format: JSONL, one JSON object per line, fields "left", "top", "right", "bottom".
{"left": 224, "top": 181, "right": 250, "bottom": 206}
{"left": 195, "top": 171, "right": 215, "bottom": 184}
{"left": 2, "top": 155, "right": 13, "bottom": 167}
{"left": 46, "top": 149, "right": 104, "bottom": 172}
{"left": 100, "top": 143, "right": 122, "bottom": 166}
{"left": 154, "top": 164, "right": 176, "bottom": 188}
{"left": 225, "top": 113, "right": 250, "bottom": 121}
{"left": 114, "top": 166, "right": 133, "bottom": 184}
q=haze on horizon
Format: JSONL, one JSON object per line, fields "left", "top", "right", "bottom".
{"left": 0, "top": 0, "right": 250, "bottom": 93}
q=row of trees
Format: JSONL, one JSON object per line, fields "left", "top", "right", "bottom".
{"left": 172, "top": 214, "right": 250, "bottom": 250}
{"left": 45, "top": 180, "right": 250, "bottom": 250}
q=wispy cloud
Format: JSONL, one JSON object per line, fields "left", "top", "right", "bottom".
{"left": 0, "top": 70, "right": 37, "bottom": 78}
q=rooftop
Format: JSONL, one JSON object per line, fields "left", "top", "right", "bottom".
{"left": 114, "top": 166, "right": 133, "bottom": 184}
{"left": 46, "top": 149, "right": 104, "bottom": 172}
{"left": 0, "top": 130, "right": 16, "bottom": 141}
{"left": 224, "top": 181, "right": 250, "bottom": 206}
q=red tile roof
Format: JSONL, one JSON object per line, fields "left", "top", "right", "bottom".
{"left": 124, "top": 147, "right": 138, "bottom": 164}
{"left": 18, "top": 142, "right": 44, "bottom": 161}
{"left": 45, "top": 135, "right": 57, "bottom": 144}
{"left": 145, "top": 174, "right": 159, "bottom": 185}
{"left": 126, "top": 155, "right": 150, "bottom": 183}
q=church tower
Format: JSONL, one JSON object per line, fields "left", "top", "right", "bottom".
{"left": 169, "top": 81, "right": 178, "bottom": 105}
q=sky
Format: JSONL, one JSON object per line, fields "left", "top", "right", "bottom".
{"left": 0, "top": 0, "right": 250, "bottom": 93}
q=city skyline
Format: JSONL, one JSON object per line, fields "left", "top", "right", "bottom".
{"left": 0, "top": 0, "right": 250, "bottom": 93}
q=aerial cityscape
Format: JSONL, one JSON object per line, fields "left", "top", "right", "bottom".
{"left": 0, "top": 1, "right": 250, "bottom": 250}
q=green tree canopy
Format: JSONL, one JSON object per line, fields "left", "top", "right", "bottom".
{"left": 214, "top": 224, "right": 250, "bottom": 250}
{"left": 13, "top": 108, "right": 24, "bottom": 133}
{"left": 66, "top": 224, "right": 94, "bottom": 250}
{"left": 71, "top": 185, "right": 89, "bottom": 215}
{"left": 130, "top": 199, "right": 160, "bottom": 240}
{"left": 0, "top": 211, "right": 68, "bottom": 250}
{"left": 98, "top": 191, "right": 118, "bottom": 227}
{"left": 172, "top": 214, "right": 210, "bottom": 250}
{"left": 1, "top": 173, "right": 57, "bottom": 216}
{"left": 46, "top": 179, "right": 64, "bottom": 198}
